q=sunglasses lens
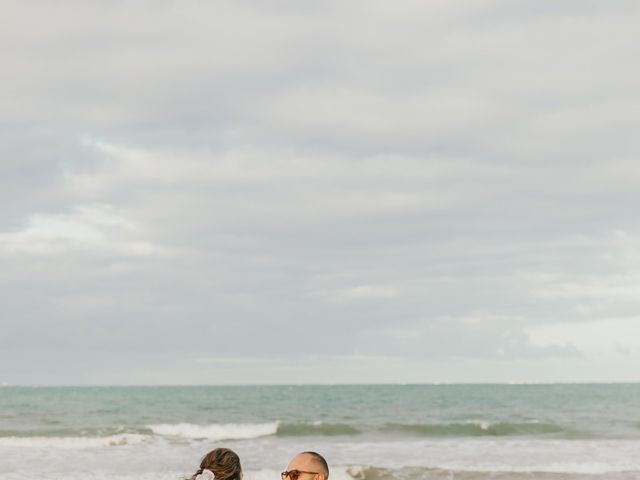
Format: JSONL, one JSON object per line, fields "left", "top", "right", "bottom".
{"left": 284, "top": 471, "right": 300, "bottom": 480}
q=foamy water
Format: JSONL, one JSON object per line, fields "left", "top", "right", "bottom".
{"left": 147, "top": 422, "right": 279, "bottom": 440}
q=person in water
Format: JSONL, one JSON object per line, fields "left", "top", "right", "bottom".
{"left": 189, "top": 448, "right": 243, "bottom": 480}
{"left": 281, "top": 452, "right": 329, "bottom": 480}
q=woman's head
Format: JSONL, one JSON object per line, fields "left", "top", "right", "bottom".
{"left": 192, "top": 448, "right": 242, "bottom": 480}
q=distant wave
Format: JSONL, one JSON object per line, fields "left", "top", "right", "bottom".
{"left": 146, "top": 420, "right": 564, "bottom": 438}
{"left": 276, "top": 422, "right": 361, "bottom": 436}
{"left": 382, "top": 421, "right": 566, "bottom": 437}
{"left": 0, "top": 422, "right": 363, "bottom": 442}
{"left": 0, "top": 421, "right": 263, "bottom": 448}
{"left": 0, "top": 433, "right": 149, "bottom": 448}
{"left": 147, "top": 422, "right": 279, "bottom": 440}
{"left": 0, "top": 427, "right": 152, "bottom": 438}
{"left": 0, "top": 420, "right": 581, "bottom": 444}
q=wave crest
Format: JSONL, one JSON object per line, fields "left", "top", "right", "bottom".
{"left": 382, "top": 421, "right": 566, "bottom": 437}
{"left": 276, "top": 422, "right": 361, "bottom": 436}
{"left": 147, "top": 422, "right": 278, "bottom": 440}
{"left": 0, "top": 434, "right": 149, "bottom": 448}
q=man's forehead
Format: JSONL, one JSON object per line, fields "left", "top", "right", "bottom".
{"left": 287, "top": 454, "right": 319, "bottom": 470}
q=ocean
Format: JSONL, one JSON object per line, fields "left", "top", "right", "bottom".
{"left": 1, "top": 384, "right": 639, "bottom": 480}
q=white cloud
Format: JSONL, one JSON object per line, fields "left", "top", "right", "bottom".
{"left": 523, "top": 230, "right": 640, "bottom": 312}
{"left": 337, "top": 285, "right": 400, "bottom": 300}
{"left": 0, "top": 204, "right": 167, "bottom": 257}
{"left": 526, "top": 317, "right": 640, "bottom": 357}
{"left": 531, "top": 276, "right": 640, "bottom": 302}
{"left": 67, "top": 138, "right": 493, "bottom": 224}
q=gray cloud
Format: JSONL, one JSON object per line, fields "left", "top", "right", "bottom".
{"left": 1, "top": 0, "right": 640, "bottom": 384}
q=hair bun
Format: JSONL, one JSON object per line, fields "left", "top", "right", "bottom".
{"left": 196, "top": 469, "right": 215, "bottom": 480}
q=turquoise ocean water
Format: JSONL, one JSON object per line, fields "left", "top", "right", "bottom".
{"left": 1, "top": 384, "right": 640, "bottom": 479}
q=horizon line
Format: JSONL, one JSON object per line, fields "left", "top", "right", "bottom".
{"left": 4, "top": 381, "right": 640, "bottom": 388}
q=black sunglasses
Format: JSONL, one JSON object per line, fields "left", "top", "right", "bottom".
{"left": 281, "top": 470, "right": 320, "bottom": 480}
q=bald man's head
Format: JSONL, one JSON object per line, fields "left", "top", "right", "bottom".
{"left": 285, "top": 452, "right": 329, "bottom": 480}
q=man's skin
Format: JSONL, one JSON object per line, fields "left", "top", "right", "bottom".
{"left": 286, "top": 453, "right": 328, "bottom": 480}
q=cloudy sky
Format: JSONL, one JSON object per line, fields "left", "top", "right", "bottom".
{"left": 2, "top": 0, "right": 640, "bottom": 385}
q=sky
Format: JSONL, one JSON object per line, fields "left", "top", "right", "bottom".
{"left": 1, "top": 0, "right": 640, "bottom": 385}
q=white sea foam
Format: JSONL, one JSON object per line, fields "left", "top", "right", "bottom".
{"left": 465, "top": 419, "right": 491, "bottom": 430}
{"left": 288, "top": 437, "right": 640, "bottom": 474}
{"left": 147, "top": 422, "right": 279, "bottom": 440}
{"left": 0, "top": 433, "right": 149, "bottom": 449}
{"left": 3, "top": 436, "right": 640, "bottom": 478}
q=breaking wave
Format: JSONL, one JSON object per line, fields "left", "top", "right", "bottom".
{"left": 147, "top": 422, "right": 279, "bottom": 440}
{"left": 382, "top": 420, "right": 567, "bottom": 437}
{"left": 276, "top": 422, "right": 361, "bottom": 436}
{"left": 0, "top": 434, "right": 149, "bottom": 448}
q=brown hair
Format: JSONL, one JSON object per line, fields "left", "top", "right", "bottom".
{"left": 191, "top": 448, "right": 242, "bottom": 480}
